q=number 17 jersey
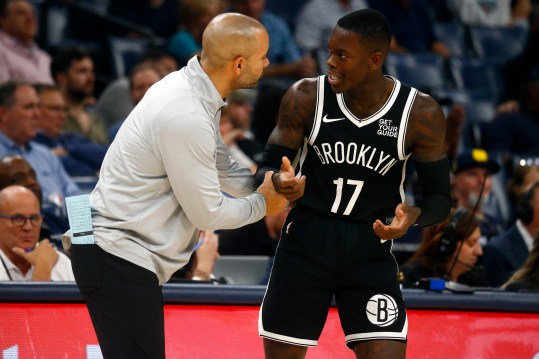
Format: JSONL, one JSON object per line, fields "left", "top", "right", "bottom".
{"left": 296, "top": 75, "right": 417, "bottom": 222}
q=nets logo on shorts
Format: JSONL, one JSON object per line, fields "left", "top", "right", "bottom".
{"left": 366, "top": 294, "right": 399, "bottom": 327}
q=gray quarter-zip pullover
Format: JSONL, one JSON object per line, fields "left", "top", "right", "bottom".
{"left": 90, "top": 57, "right": 266, "bottom": 284}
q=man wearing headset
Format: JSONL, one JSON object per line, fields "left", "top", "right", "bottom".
{"left": 483, "top": 182, "right": 539, "bottom": 286}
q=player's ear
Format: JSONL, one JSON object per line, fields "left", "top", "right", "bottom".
{"left": 369, "top": 52, "right": 383, "bottom": 70}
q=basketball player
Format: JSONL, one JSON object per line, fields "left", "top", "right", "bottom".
{"left": 255, "top": 9, "right": 451, "bottom": 359}
{"left": 67, "top": 13, "right": 303, "bottom": 358}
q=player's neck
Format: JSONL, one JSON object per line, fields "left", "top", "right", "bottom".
{"left": 344, "top": 76, "right": 393, "bottom": 118}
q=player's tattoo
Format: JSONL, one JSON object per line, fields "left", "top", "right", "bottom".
{"left": 406, "top": 93, "right": 447, "bottom": 162}
{"left": 268, "top": 79, "right": 317, "bottom": 150}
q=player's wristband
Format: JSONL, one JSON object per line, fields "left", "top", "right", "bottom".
{"left": 414, "top": 158, "right": 452, "bottom": 226}
{"left": 254, "top": 144, "right": 298, "bottom": 186}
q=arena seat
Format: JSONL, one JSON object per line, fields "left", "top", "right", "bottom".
{"left": 434, "top": 22, "right": 468, "bottom": 58}
{"left": 212, "top": 255, "right": 271, "bottom": 285}
{"left": 448, "top": 57, "right": 504, "bottom": 101}
{"left": 469, "top": 25, "right": 528, "bottom": 64}
{"left": 108, "top": 36, "right": 149, "bottom": 78}
{"left": 385, "top": 53, "right": 448, "bottom": 94}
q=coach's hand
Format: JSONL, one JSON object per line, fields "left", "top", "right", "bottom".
{"left": 258, "top": 171, "right": 287, "bottom": 216}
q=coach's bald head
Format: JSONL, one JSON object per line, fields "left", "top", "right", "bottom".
{"left": 200, "top": 13, "right": 269, "bottom": 97}
{"left": 201, "top": 13, "right": 265, "bottom": 68}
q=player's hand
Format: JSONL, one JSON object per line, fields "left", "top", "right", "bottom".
{"left": 272, "top": 156, "right": 306, "bottom": 202}
{"left": 372, "top": 203, "right": 421, "bottom": 240}
{"left": 257, "top": 171, "right": 287, "bottom": 216}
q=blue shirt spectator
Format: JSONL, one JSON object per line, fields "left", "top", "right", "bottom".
{"left": 0, "top": 82, "right": 79, "bottom": 241}
{"left": 33, "top": 132, "right": 106, "bottom": 177}
{"left": 35, "top": 85, "right": 107, "bottom": 177}
{"left": 262, "top": 11, "right": 301, "bottom": 66}
{"left": 229, "top": 0, "right": 317, "bottom": 89}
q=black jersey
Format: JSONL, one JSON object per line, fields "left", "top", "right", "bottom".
{"left": 296, "top": 75, "right": 417, "bottom": 222}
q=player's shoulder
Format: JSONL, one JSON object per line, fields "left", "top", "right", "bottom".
{"left": 286, "top": 77, "right": 319, "bottom": 103}
{"left": 292, "top": 76, "right": 319, "bottom": 92}
{"left": 409, "top": 90, "right": 445, "bottom": 123}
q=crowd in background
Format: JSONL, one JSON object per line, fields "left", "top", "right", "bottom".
{"left": 0, "top": 0, "right": 539, "bottom": 292}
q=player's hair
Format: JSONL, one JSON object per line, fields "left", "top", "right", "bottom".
{"left": 337, "top": 9, "right": 391, "bottom": 50}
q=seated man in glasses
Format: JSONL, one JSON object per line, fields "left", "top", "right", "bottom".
{"left": 0, "top": 185, "right": 74, "bottom": 281}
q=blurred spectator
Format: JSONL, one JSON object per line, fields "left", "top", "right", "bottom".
{"left": 96, "top": 49, "right": 177, "bottom": 129}
{"left": 167, "top": 0, "right": 225, "bottom": 68}
{"left": 507, "top": 163, "right": 539, "bottom": 220}
{"left": 230, "top": 0, "right": 317, "bottom": 147}
{"left": 0, "top": 82, "right": 80, "bottom": 219}
{"left": 446, "top": 0, "right": 531, "bottom": 27}
{"left": 219, "top": 89, "right": 264, "bottom": 172}
{"left": 170, "top": 230, "right": 224, "bottom": 283}
{"left": 107, "top": 63, "right": 163, "bottom": 141}
{"left": 0, "top": 155, "right": 40, "bottom": 201}
{"left": 484, "top": 66, "right": 539, "bottom": 158}
{"left": 108, "top": 0, "right": 180, "bottom": 38}
{"left": 400, "top": 207, "right": 488, "bottom": 287}
{"left": 0, "top": 185, "right": 74, "bottom": 281}
{"left": 368, "top": 0, "right": 451, "bottom": 58}
{"left": 451, "top": 148, "right": 504, "bottom": 243}
{"left": 0, "top": 0, "right": 53, "bottom": 84}
{"left": 483, "top": 182, "right": 539, "bottom": 286}
{"left": 0, "top": 155, "right": 70, "bottom": 242}
{"left": 188, "top": 230, "right": 220, "bottom": 282}
{"left": 51, "top": 48, "right": 108, "bottom": 145}
{"left": 499, "top": 4, "right": 539, "bottom": 104}
{"left": 34, "top": 85, "right": 107, "bottom": 176}
{"left": 229, "top": 0, "right": 318, "bottom": 89}
{"left": 294, "top": 0, "right": 369, "bottom": 74}
{"left": 502, "top": 236, "right": 539, "bottom": 292}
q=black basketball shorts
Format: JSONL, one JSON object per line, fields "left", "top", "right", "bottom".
{"left": 258, "top": 206, "right": 407, "bottom": 349}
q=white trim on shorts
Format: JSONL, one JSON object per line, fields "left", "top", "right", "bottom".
{"left": 344, "top": 316, "right": 408, "bottom": 346}
{"left": 258, "top": 306, "right": 318, "bottom": 347}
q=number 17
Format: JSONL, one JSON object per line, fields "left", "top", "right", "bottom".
{"left": 331, "top": 178, "right": 364, "bottom": 215}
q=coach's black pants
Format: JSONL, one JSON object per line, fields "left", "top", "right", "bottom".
{"left": 71, "top": 244, "right": 165, "bottom": 359}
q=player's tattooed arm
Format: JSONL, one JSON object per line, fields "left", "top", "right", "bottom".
{"left": 267, "top": 78, "right": 318, "bottom": 150}
{"left": 398, "top": 92, "right": 451, "bottom": 228}
{"left": 405, "top": 92, "right": 447, "bottom": 163}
